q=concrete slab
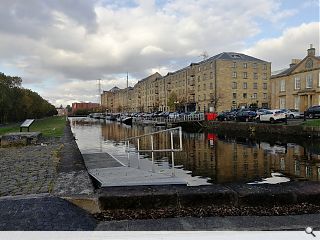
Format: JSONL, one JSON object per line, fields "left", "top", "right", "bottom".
{"left": 82, "top": 152, "right": 124, "bottom": 169}
{"left": 0, "top": 132, "right": 41, "bottom": 147}
{"left": 89, "top": 167, "right": 187, "bottom": 187}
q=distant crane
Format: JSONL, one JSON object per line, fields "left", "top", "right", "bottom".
{"left": 98, "top": 78, "right": 102, "bottom": 105}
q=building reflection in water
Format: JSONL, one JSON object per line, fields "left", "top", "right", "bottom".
{"left": 77, "top": 119, "right": 320, "bottom": 184}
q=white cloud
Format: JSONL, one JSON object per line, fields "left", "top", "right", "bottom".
{"left": 0, "top": 0, "right": 316, "bottom": 106}
{"left": 244, "top": 22, "right": 320, "bottom": 70}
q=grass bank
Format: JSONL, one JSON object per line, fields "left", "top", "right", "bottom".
{"left": 0, "top": 116, "right": 66, "bottom": 137}
{"left": 303, "top": 119, "right": 320, "bottom": 127}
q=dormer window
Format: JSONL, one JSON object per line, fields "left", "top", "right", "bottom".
{"left": 231, "top": 54, "right": 241, "bottom": 59}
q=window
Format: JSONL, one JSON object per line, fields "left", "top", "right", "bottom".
{"left": 263, "top": 83, "right": 267, "bottom": 90}
{"left": 263, "top": 64, "right": 267, "bottom": 70}
{"left": 232, "top": 82, "right": 237, "bottom": 89}
{"left": 232, "top": 72, "right": 237, "bottom": 78}
{"left": 253, "top": 63, "right": 257, "bottom": 69}
{"left": 280, "top": 79, "right": 286, "bottom": 92}
{"left": 198, "top": 67, "right": 201, "bottom": 72}
{"left": 262, "top": 73, "right": 267, "bottom": 80}
{"left": 253, "top": 83, "right": 258, "bottom": 89}
{"left": 263, "top": 93, "right": 267, "bottom": 99}
{"left": 294, "top": 76, "right": 301, "bottom": 90}
{"left": 306, "top": 74, "right": 313, "bottom": 88}
{"left": 198, "top": 76, "right": 201, "bottom": 82}
{"left": 318, "top": 71, "right": 320, "bottom": 87}
{"left": 232, "top": 62, "right": 236, "bottom": 68}
{"left": 243, "top": 72, "right": 248, "bottom": 79}
{"left": 243, "top": 93, "right": 247, "bottom": 99}
{"left": 210, "top": 82, "right": 213, "bottom": 89}
{"left": 253, "top": 73, "right": 258, "bottom": 79}
{"left": 243, "top": 82, "right": 247, "bottom": 89}
{"left": 203, "top": 83, "right": 206, "bottom": 90}
{"left": 210, "top": 72, "right": 213, "bottom": 79}
{"left": 253, "top": 93, "right": 257, "bottom": 99}
{"left": 204, "top": 74, "right": 207, "bottom": 80}
{"left": 279, "top": 97, "right": 285, "bottom": 109}
{"left": 294, "top": 96, "right": 300, "bottom": 110}
{"left": 243, "top": 63, "right": 247, "bottom": 68}
{"left": 203, "top": 94, "right": 206, "bottom": 100}
{"left": 233, "top": 93, "right": 237, "bottom": 99}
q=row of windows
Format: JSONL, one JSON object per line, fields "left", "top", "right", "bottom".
{"left": 232, "top": 82, "right": 267, "bottom": 89}
{"left": 232, "top": 62, "right": 268, "bottom": 70}
{"left": 232, "top": 72, "right": 267, "bottom": 80}
{"left": 280, "top": 73, "right": 320, "bottom": 92}
{"left": 196, "top": 92, "right": 268, "bottom": 101}
{"left": 232, "top": 93, "right": 268, "bottom": 99}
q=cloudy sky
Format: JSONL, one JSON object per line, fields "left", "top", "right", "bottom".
{"left": 0, "top": 0, "right": 319, "bottom": 107}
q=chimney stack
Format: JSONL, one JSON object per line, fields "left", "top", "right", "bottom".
{"left": 307, "top": 44, "right": 315, "bottom": 56}
{"left": 289, "top": 59, "right": 301, "bottom": 68}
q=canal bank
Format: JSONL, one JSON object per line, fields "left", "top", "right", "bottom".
{"left": 199, "top": 120, "right": 320, "bottom": 138}
{"left": 1, "top": 119, "right": 320, "bottom": 230}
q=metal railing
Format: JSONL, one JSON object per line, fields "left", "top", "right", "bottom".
{"left": 133, "top": 113, "right": 205, "bottom": 124}
{"left": 123, "top": 127, "right": 183, "bottom": 176}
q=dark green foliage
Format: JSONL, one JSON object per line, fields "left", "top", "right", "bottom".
{"left": 74, "top": 109, "right": 90, "bottom": 116}
{"left": 0, "top": 72, "right": 57, "bottom": 124}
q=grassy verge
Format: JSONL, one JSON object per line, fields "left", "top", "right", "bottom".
{"left": 302, "top": 119, "right": 320, "bottom": 127}
{"left": 0, "top": 116, "right": 66, "bottom": 137}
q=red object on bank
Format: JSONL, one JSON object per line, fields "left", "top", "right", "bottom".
{"left": 205, "top": 113, "right": 218, "bottom": 121}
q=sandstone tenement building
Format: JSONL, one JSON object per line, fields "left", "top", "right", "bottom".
{"left": 102, "top": 51, "right": 271, "bottom": 113}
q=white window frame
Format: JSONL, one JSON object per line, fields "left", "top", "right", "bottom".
{"left": 294, "top": 96, "right": 300, "bottom": 110}
{"left": 280, "top": 79, "right": 285, "bottom": 92}
{"left": 306, "top": 74, "right": 313, "bottom": 89}
{"left": 294, "top": 76, "right": 301, "bottom": 90}
{"left": 253, "top": 82, "right": 258, "bottom": 89}
{"left": 253, "top": 93, "right": 257, "bottom": 99}
{"left": 232, "top": 72, "right": 237, "bottom": 78}
{"left": 243, "top": 82, "right": 247, "bottom": 89}
{"left": 279, "top": 97, "right": 286, "bottom": 109}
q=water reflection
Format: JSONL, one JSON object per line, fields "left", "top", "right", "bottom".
{"left": 70, "top": 117, "right": 320, "bottom": 185}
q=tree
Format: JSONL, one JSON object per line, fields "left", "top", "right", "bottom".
{"left": 66, "top": 105, "right": 72, "bottom": 113}
{"left": 209, "top": 93, "right": 224, "bottom": 112}
{"left": 167, "top": 92, "right": 177, "bottom": 111}
{"left": 0, "top": 72, "right": 57, "bottom": 123}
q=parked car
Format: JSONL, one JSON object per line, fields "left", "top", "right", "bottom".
{"left": 304, "top": 105, "right": 320, "bottom": 119}
{"left": 168, "top": 112, "right": 180, "bottom": 119}
{"left": 235, "top": 110, "right": 257, "bottom": 122}
{"left": 217, "top": 111, "right": 236, "bottom": 121}
{"left": 256, "top": 109, "right": 269, "bottom": 116}
{"left": 281, "top": 109, "right": 303, "bottom": 119}
{"left": 256, "top": 109, "right": 286, "bottom": 123}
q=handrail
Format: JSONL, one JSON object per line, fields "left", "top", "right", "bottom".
{"left": 124, "top": 126, "right": 182, "bottom": 141}
{"left": 122, "top": 127, "right": 183, "bottom": 176}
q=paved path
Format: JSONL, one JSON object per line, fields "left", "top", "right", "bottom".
{"left": 96, "top": 213, "right": 320, "bottom": 231}
{"left": 0, "top": 194, "right": 97, "bottom": 230}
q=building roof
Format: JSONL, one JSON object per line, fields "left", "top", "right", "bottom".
{"left": 109, "top": 86, "right": 120, "bottom": 92}
{"left": 205, "top": 52, "right": 269, "bottom": 63}
{"left": 271, "top": 54, "right": 320, "bottom": 78}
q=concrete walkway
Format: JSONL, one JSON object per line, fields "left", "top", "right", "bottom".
{"left": 83, "top": 152, "right": 187, "bottom": 187}
{"left": 0, "top": 194, "right": 97, "bottom": 230}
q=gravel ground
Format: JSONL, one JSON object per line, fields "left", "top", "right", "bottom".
{"left": 95, "top": 203, "right": 320, "bottom": 221}
{"left": 0, "top": 136, "right": 61, "bottom": 197}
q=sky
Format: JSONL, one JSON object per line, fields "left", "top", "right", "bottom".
{"left": 0, "top": 0, "right": 319, "bottom": 107}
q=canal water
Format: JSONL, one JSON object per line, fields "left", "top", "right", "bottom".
{"left": 70, "top": 117, "right": 320, "bottom": 186}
